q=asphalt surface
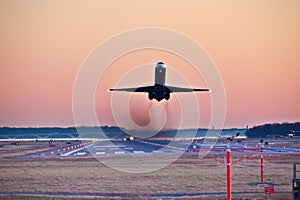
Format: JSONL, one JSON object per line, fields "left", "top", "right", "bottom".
{"left": 8, "top": 137, "right": 300, "bottom": 159}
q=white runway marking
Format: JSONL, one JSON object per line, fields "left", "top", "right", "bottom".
{"left": 124, "top": 147, "right": 133, "bottom": 150}
{"left": 153, "top": 150, "right": 164, "bottom": 154}
{"left": 133, "top": 151, "right": 146, "bottom": 154}
{"left": 114, "top": 151, "right": 125, "bottom": 154}
{"left": 95, "top": 152, "right": 105, "bottom": 155}
{"left": 108, "top": 147, "right": 124, "bottom": 150}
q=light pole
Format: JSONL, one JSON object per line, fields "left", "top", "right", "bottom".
{"left": 226, "top": 145, "right": 231, "bottom": 200}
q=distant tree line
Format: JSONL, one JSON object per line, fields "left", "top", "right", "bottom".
{"left": 0, "top": 126, "right": 122, "bottom": 135}
{"left": 2, "top": 123, "right": 299, "bottom": 138}
{"left": 246, "top": 122, "right": 300, "bottom": 138}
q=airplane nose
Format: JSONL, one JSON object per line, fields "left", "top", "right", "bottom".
{"left": 156, "top": 62, "right": 166, "bottom": 68}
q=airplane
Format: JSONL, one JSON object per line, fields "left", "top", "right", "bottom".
{"left": 109, "top": 62, "right": 209, "bottom": 101}
{"left": 287, "top": 130, "right": 300, "bottom": 138}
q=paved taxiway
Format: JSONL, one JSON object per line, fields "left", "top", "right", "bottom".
{"left": 7, "top": 137, "right": 300, "bottom": 159}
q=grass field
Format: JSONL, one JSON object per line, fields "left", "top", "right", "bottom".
{"left": 0, "top": 152, "right": 298, "bottom": 199}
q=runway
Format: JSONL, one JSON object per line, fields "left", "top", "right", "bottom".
{"left": 3, "top": 137, "right": 300, "bottom": 159}
{"left": 59, "top": 138, "right": 300, "bottom": 157}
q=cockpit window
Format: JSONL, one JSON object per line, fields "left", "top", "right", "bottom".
{"left": 157, "top": 62, "right": 164, "bottom": 65}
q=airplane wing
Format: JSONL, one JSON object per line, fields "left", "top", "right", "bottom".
{"left": 165, "top": 86, "right": 209, "bottom": 93}
{"left": 109, "top": 85, "right": 154, "bottom": 92}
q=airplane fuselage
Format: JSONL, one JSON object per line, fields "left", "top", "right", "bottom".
{"left": 154, "top": 62, "right": 166, "bottom": 85}
{"left": 149, "top": 62, "right": 170, "bottom": 101}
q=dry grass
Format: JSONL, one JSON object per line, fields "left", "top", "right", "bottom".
{"left": 0, "top": 154, "right": 298, "bottom": 199}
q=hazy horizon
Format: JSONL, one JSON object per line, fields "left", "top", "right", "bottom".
{"left": 1, "top": 121, "right": 299, "bottom": 130}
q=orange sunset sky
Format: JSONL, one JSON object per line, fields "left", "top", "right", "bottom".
{"left": 0, "top": 0, "right": 299, "bottom": 128}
